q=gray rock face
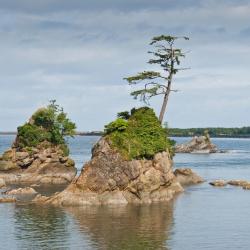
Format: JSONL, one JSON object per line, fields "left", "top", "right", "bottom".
{"left": 0, "top": 146, "right": 76, "bottom": 185}
{"left": 37, "top": 138, "right": 183, "bottom": 206}
{"left": 174, "top": 168, "right": 204, "bottom": 186}
{"left": 175, "top": 136, "right": 218, "bottom": 153}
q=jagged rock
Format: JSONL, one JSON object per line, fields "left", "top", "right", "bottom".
{"left": 0, "top": 146, "right": 77, "bottom": 185}
{"left": 174, "top": 168, "right": 204, "bottom": 186}
{"left": 5, "top": 187, "right": 37, "bottom": 195}
{"left": 209, "top": 180, "right": 227, "bottom": 187}
{"left": 35, "top": 138, "right": 183, "bottom": 206}
{"left": 175, "top": 135, "right": 218, "bottom": 153}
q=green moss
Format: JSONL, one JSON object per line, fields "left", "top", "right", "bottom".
{"left": 104, "top": 107, "right": 175, "bottom": 160}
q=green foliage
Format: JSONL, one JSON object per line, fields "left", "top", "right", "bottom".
{"left": 17, "top": 124, "right": 51, "bottom": 148}
{"left": 124, "top": 35, "right": 189, "bottom": 105}
{"left": 104, "top": 118, "right": 128, "bottom": 134}
{"left": 117, "top": 111, "right": 130, "bottom": 120}
{"left": 16, "top": 100, "right": 76, "bottom": 155}
{"left": 104, "top": 107, "right": 175, "bottom": 160}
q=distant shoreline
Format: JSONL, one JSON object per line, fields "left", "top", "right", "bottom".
{"left": 1, "top": 131, "right": 250, "bottom": 138}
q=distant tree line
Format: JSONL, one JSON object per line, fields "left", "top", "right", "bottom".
{"left": 167, "top": 127, "right": 250, "bottom": 138}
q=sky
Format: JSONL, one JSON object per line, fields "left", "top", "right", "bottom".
{"left": 1, "top": 0, "right": 250, "bottom": 131}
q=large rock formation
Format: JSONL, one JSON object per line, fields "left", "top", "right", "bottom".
{"left": 36, "top": 138, "right": 183, "bottom": 206}
{"left": 175, "top": 133, "right": 218, "bottom": 153}
{"left": 0, "top": 144, "right": 76, "bottom": 185}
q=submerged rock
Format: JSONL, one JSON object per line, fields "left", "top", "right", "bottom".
{"left": 209, "top": 180, "right": 227, "bottom": 187}
{"left": 209, "top": 179, "right": 250, "bottom": 190}
{"left": 228, "top": 180, "right": 250, "bottom": 190}
{"left": 227, "top": 180, "right": 250, "bottom": 187}
{"left": 174, "top": 168, "right": 204, "bottom": 186}
{"left": 36, "top": 138, "right": 183, "bottom": 206}
{"left": 175, "top": 132, "right": 219, "bottom": 154}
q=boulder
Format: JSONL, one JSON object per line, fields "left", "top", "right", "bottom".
{"left": 36, "top": 138, "right": 183, "bottom": 206}
{"left": 175, "top": 135, "right": 218, "bottom": 154}
{"left": 227, "top": 180, "right": 250, "bottom": 187}
{"left": 174, "top": 168, "right": 204, "bottom": 186}
{"left": 5, "top": 187, "right": 37, "bottom": 195}
{"left": 209, "top": 180, "right": 227, "bottom": 187}
{"left": 0, "top": 197, "right": 16, "bottom": 203}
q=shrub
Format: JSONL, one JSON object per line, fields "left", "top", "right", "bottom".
{"left": 15, "top": 100, "right": 76, "bottom": 156}
{"left": 104, "top": 107, "right": 175, "bottom": 160}
{"left": 17, "top": 124, "right": 51, "bottom": 148}
{"left": 104, "top": 118, "right": 128, "bottom": 134}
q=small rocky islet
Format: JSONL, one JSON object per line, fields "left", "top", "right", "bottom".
{"left": 175, "top": 130, "right": 220, "bottom": 154}
{"left": 0, "top": 102, "right": 77, "bottom": 189}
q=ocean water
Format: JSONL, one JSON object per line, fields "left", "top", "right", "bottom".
{"left": 0, "top": 135, "right": 250, "bottom": 249}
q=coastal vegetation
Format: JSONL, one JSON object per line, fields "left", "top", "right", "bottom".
{"left": 124, "top": 35, "right": 189, "bottom": 123}
{"left": 104, "top": 107, "right": 175, "bottom": 160}
{"left": 15, "top": 100, "right": 76, "bottom": 156}
{"left": 167, "top": 127, "right": 250, "bottom": 138}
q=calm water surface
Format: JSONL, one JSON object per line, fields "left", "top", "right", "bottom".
{"left": 0, "top": 135, "right": 250, "bottom": 249}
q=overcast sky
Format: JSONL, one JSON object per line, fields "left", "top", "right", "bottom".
{"left": 1, "top": 0, "right": 250, "bottom": 131}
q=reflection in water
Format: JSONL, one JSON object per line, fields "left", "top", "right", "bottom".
{"left": 14, "top": 204, "right": 70, "bottom": 249}
{"left": 65, "top": 202, "right": 174, "bottom": 249}
{"left": 13, "top": 202, "right": 174, "bottom": 249}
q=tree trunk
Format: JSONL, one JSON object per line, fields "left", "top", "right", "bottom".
{"left": 159, "top": 46, "right": 174, "bottom": 124}
{"left": 159, "top": 83, "right": 171, "bottom": 124}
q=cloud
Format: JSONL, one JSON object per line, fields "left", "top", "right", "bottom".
{"left": 0, "top": 0, "right": 250, "bottom": 131}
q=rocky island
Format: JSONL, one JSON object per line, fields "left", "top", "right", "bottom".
{"left": 35, "top": 107, "right": 203, "bottom": 206}
{"left": 0, "top": 101, "right": 77, "bottom": 186}
{"left": 175, "top": 130, "right": 219, "bottom": 153}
